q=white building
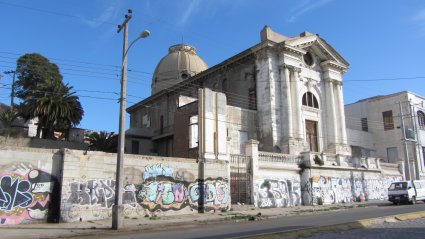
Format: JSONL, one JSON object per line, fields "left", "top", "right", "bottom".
{"left": 127, "top": 26, "right": 351, "bottom": 160}
{"left": 345, "top": 91, "right": 425, "bottom": 180}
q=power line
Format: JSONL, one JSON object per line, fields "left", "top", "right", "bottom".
{"left": 0, "top": 1, "right": 116, "bottom": 26}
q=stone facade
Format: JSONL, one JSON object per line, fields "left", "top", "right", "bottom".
{"left": 126, "top": 26, "right": 351, "bottom": 159}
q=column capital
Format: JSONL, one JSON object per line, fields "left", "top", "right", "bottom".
{"left": 281, "top": 64, "right": 301, "bottom": 73}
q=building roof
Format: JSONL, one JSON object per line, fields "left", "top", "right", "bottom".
{"left": 151, "top": 44, "right": 208, "bottom": 95}
{"left": 128, "top": 26, "right": 349, "bottom": 112}
{"left": 349, "top": 91, "right": 425, "bottom": 105}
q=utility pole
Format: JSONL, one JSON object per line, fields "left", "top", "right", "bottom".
{"left": 112, "top": 9, "right": 131, "bottom": 230}
{"left": 4, "top": 70, "right": 16, "bottom": 111}
{"left": 410, "top": 101, "right": 422, "bottom": 180}
{"left": 399, "top": 102, "right": 412, "bottom": 180}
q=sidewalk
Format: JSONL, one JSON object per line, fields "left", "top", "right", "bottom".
{"left": 0, "top": 201, "right": 400, "bottom": 239}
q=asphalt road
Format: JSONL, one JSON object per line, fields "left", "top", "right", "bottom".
{"left": 74, "top": 203, "right": 425, "bottom": 239}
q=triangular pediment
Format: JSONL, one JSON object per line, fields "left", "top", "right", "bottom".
{"left": 284, "top": 34, "right": 349, "bottom": 68}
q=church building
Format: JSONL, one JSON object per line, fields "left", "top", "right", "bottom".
{"left": 126, "top": 26, "right": 351, "bottom": 161}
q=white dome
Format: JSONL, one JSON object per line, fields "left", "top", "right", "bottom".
{"left": 151, "top": 44, "right": 208, "bottom": 95}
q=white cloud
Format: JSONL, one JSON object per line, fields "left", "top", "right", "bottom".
{"left": 178, "top": 0, "right": 201, "bottom": 27}
{"left": 412, "top": 9, "right": 425, "bottom": 34}
{"left": 78, "top": 1, "right": 122, "bottom": 28}
{"left": 288, "top": 0, "right": 334, "bottom": 23}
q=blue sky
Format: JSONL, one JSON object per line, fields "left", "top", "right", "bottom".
{"left": 0, "top": 0, "right": 424, "bottom": 133}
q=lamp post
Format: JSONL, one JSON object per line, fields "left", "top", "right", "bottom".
{"left": 112, "top": 9, "right": 150, "bottom": 230}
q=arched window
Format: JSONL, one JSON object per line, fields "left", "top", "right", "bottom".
{"left": 302, "top": 92, "right": 319, "bottom": 109}
{"left": 418, "top": 111, "right": 425, "bottom": 130}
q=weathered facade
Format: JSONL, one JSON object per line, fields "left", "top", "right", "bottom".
{"left": 345, "top": 91, "right": 425, "bottom": 180}
{"left": 127, "top": 26, "right": 351, "bottom": 159}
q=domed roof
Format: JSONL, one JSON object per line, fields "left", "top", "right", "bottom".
{"left": 151, "top": 44, "right": 208, "bottom": 95}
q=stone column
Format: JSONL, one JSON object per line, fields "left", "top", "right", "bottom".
{"left": 245, "top": 140, "right": 259, "bottom": 205}
{"left": 280, "top": 65, "right": 293, "bottom": 140}
{"left": 292, "top": 68, "right": 304, "bottom": 139}
{"left": 326, "top": 79, "right": 338, "bottom": 148}
{"left": 335, "top": 81, "right": 347, "bottom": 144}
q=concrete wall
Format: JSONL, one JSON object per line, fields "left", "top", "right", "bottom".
{"left": 0, "top": 147, "right": 230, "bottom": 225}
{"left": 0, "top": 147, "right": 63, "bottom": 225}
{"left": 301, "top": 167, "right": 401, "bottom": 205}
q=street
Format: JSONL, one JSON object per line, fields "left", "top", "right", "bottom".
{"left": 304, "top": 217, "right": 425, "bottom": 239}
{"left": 72, "top": 203, "right": 425, "bottom": 239}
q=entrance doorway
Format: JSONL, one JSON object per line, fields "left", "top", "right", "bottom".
{"left": 306, "top": 120, "right": 318, "bottom": 152}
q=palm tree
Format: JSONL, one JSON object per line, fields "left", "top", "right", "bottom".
{"left": 87, "top": 131, "right": 118, "bottom": 153}
{"left": 21, "top": 78, "right": 84, "bottom": 139}
{"left": 0, "top": 109, "right": 18, "bottom": 137}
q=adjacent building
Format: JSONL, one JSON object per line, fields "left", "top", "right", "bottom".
{"left": 345, "top": 91, "right": 425, "bottom": 180}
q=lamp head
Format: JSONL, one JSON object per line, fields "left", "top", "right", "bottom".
{"left": 139, "top": 30, "right": 150, "bottom": 39}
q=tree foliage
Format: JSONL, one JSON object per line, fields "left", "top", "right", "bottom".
{"left": 0, "top": 109, "right": 18, "bottom": 137}
{"left": 15, "top": 53, "right": 84, "bottom": 139}
{"left": 87, "top": 131, "right": 118, "bottom": 153}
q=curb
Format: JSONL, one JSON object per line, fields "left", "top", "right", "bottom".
{"left": 238, "top": 210, "right": 425, "bottom": 239}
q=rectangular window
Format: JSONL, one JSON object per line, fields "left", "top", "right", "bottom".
{"left": 189, "top": 116, "right": 198, "bottom": 149}
{"left": 142, "top": 114, "right": 150, "bottom": 128}
{"left": 361, "top": 118, "right": 368, "bottom": 132}
{"left": 383, "top": 111, "right": 394, "bottom": 130}
{"left": 387, "top": 147, "right": 398, "bottom": 163}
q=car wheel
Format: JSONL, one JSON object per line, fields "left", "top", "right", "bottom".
{"left": 410, "top": 196, "right": 416, "bottom": 205}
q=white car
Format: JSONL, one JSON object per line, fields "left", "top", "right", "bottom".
{"left": 388, "top": 180, "right": 425, "bottom": 205}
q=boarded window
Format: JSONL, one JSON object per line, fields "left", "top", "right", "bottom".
{"left": 361, "top": 118, "right": 368, "bottom": 132}
{"left": 387, "top": 147, "right": 398, "bottom": 163}
{"left": 383, "top": 111, "right": 394, "bottom": 130}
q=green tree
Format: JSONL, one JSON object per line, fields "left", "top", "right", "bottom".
{"left": 15, "top": 53, "right": 84, "bottom": 139}
{"left": 15, "top": 53, "right": 63, "bottom": 99}
{"left": 0, "top": 109, "right": 18, "bottom": 137}
{"left": 87, "top": 131, "right": 118, "bottom": 153}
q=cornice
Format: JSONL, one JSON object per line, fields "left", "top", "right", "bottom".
{"left": 276, "top": 43, "right": 306, "bottom": 56}
{"left": 320, "top": 60, "right": 348, "bottom": 73}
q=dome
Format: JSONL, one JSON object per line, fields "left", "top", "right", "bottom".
{"left": 151, "top": 44, "right": 208, "bottom": 95}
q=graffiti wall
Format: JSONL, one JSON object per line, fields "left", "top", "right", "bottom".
{"left": 255, "top": 179, "right": 301, "bottom": 208}
{"left": 61, "top": 160, "right": 230, "bottom": 222}
{"left": 0, "top": 163, "right": 59, "bottom": 225}
{"left": 302, "top": 173, "right": 401, "bottom": 205}
{"left": 364, "top": 176, "right": 401, "bottom": 200}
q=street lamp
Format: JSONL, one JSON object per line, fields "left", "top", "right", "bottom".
{"left": 112, "top": 10, "right": 150, "bottom": 230}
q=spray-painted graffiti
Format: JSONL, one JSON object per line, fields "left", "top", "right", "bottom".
{"left": 137, "top": 178, "right": 229, "bottom": 211}
{"left": 255, "top": 179, "right": 301, "bottom": 208}
{"left": 352, "top": 176, "right": 365, "bottom": 201}
{"left": 64, "top": 163, "right": 230, "bottom": 219}
{"left": 304, "top": 174, "right": 402, "bottom": 205}
{"left": 67, "top": 179, "right": 116, "bottom": 208}
{"left": 0, "top": 165, "right": 56, "bottom": 225}
{"left": 143, "top": 163, "right": 173, "bottom": 180}
{"left": 309, "top": 176, "right": 354, "bottom": 205}
{"left": 364, "top": 176, "right": 401, "bottom": 200}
